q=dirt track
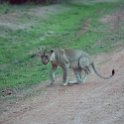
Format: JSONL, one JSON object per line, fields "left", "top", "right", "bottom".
{"left": 1, "top": 47, "right": 124, "bottom": 124}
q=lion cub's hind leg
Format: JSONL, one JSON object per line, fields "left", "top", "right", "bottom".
{"left": 67, "top": 69, "right": 82, "bottom": 85}
{"left": 81, "top": 71, "right": 88, "bottom": 84}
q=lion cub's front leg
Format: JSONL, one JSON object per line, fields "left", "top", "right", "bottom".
{"left": 49, "top": 63, "right": 58, "bottom": 86}
{"left": 61, "top": 65, "right": 69, "bottom": 86}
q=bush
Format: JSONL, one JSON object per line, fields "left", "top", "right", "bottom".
{"left": 9, "top": 0, "right": 27, "bottom": 4}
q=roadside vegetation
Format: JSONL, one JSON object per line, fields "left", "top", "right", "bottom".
{"left": 0, "top": 0, "right": 124, "bottom": 95}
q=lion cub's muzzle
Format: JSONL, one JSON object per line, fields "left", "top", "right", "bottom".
{"left": 41, "top": 56, "right": 49, "bottom": 65}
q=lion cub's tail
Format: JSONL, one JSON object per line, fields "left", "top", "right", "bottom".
{"left": 91, "top": 63, "right": 115, "bottom": 79}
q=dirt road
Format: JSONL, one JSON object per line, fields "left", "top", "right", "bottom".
{"left": 0, "top": 47, "right": 124, "bottom": 124}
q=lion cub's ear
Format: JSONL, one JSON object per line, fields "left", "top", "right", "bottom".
{"left": 50, "top": 49, "right": 54, "bottom": 53}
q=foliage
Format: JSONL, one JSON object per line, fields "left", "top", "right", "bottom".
{"left": 0, "top": 0, "right": 61, "bottom": 4}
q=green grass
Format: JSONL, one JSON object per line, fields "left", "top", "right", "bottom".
{"left": 0, "top": 1, "right": 124, "bottom": 92}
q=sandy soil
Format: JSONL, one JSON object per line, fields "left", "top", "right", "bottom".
{"left": 0, "top": 47, "right": 124, "bottom": 124}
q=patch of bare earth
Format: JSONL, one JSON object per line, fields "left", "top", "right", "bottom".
{"left": 100, "top": 9, "right": 124, "bottom": 31}
{"left": 0, "top": 4, "right": 70, "bottom": 31}
{"left": 0, "top": 47, "right": 124, "bottom": 124}
{"left": 28, "top": 4, "right": 71, "bottom": 17}
{"left": 0, "top": 12, "right": 31, "bottom": 30}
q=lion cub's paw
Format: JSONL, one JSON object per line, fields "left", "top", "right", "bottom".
{"left": 63, "top": 82, "right": 69, "bottom": 86}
